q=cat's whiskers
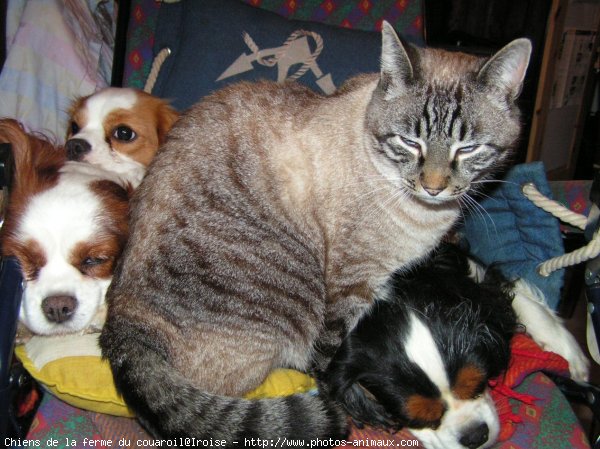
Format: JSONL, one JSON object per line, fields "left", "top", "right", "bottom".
{"left": 359, "top": 184, "right": 413, "bottom": 234}
{"left": 470, "top": 189, "right": 498, "bottom": 204}
{"left": 325, "top": 174, "right": 396, "bottom": 197}
{"left": 471, "top": 179, "right": 519, "bottom": 187}
{"left": 458, "top": 193, "right": 498, "bottom": 238}
{"left": 457, "top": 203, "right": 468, "bottom": 226}
{"left": 347, "top": 180, "right": 408, "bottom": 233}
{"left": 464, "top": 181, "right": 506, "bottom": 207}
{"left": 387, "top": 188, "right": 416, "bottom": 227}
{"left": 334, "top": 177, "right": 399, "bottom": 209}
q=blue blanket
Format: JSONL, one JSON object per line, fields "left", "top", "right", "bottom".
{"left": 463, "top": 162, "right": 565, "bottom": 310}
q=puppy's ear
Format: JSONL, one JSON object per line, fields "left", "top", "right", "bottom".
{"left": 6, "top": 122, "right": 63, "bottom": 189}
{"left": 0, "top": 118, "right": 33, "bottom": 181}
{"left": 0, "top": 119, "right": 65, "bottom": 255}
{"left": 156, "top": 102, "right": 179, "bottom": 144}
{"left": 0, "top": 118, "right": 65, "bottom": 194}
{"left": 340, "top": 383, "right": 395, "bottom": 429}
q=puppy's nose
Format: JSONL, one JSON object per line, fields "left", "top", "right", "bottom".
{"left": 459, "top": 422, "right": 489, "bottom": 449}
{"left": 65, "top": 138, "right": 91, "bottom": 161}
{"left": 42, "top": 295, "right": 77, "bottom": 323}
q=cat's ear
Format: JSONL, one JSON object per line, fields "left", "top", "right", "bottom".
{"left": 379, "top": 21, "right": 414, "bottom": 97}
{"left": 477, "top": 38, "right": 532, "bottom": 100}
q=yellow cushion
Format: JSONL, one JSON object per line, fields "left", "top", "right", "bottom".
{"left": 245, "top": 368, "right": 316, "bottom": 399}
{"left": 15, "top": 334, "right": 315, "bottom": 417}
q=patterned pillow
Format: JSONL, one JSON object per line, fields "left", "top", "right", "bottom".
{"left": 150, "top": 0, "right": 423, "bottom": 110}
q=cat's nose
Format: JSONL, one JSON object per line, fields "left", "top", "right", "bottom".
{"left": 423, "top": 186, "right": 444, "bottom": 196}
{"left": 420, "top": 172, "right": 448, "bottom": 197}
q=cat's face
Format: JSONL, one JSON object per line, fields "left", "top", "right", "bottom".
{"left": 366, "top": 25, "right": 531, "bottom": 204}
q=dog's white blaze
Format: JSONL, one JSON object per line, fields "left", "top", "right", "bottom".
{"left": 85, "top": 87, "right": 138, "bottom": 122}
{"left": 405, "top": 311, "right": 449, "bottom": 391}
{"left": 74, "top": 88, "right": 137, "bottom": 148}
{"left": 21, "top": 176, "right": 100, "bottom": 253}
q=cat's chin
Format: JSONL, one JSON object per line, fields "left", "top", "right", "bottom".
{"left": 412, "top": 193, "right": 459, "bottom": 207}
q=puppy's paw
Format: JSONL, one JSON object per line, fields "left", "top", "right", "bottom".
{"left": 537, "top": 327, "right": 590, "bottom": 382}
{"left": 557, "top": 332, "right": 590, "bottom": 382}
{"left": 511, "top": 279, "right": 590, "bottom": 381}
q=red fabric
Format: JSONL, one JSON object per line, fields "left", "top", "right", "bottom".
{"left": 490, "top": 332, "right": 570, "bottom": 441}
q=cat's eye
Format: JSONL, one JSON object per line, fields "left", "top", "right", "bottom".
{"left": 390, "top": 135, "right": 422, "bottom": 155}
{"left": 456, "top": 144, "right": 480, "bottom": 154}
{"left": 113, "top": 126, "right": 137, "bottom": 142}
{"left": 399, "top": 136, "right": 422, "bottom": 151}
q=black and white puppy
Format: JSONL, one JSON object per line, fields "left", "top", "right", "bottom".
{"left": 323, "top": 244, "right": 589, "bottom": 449}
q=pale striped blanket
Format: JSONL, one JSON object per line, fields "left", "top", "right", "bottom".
{"left": 0, "top": 0, "right": 115, "bottom": 141}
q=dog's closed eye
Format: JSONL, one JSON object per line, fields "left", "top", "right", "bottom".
{"left": 70, "top": 239, "right": 122, "bottom": 279}
{"left": 357, "top": 381, "right": 379, "bottom": 402}
{"left": 82, "top": 256, "right": 109, "bottom": 266}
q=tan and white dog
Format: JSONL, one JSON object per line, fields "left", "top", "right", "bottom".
{"left": 0, "top": 119, "right": 131, "bottom": 337}
{"left": 65, "top": 87, "right": 178, "bottom": 188}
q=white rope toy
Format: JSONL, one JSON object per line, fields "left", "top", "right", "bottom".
{"left": 144, "top": 47, "right": 171, "bottom": 94}
{"left": 522, "top": 183, "right": 600, "bottom": 276}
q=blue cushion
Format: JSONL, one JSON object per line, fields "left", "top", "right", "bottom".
{"left": 150, "top": 0, "right": 423, "bottom": 110}
{"left": 462, "top": 162, "right": 565, "bottom": 310}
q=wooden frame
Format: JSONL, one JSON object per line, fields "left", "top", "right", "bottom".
{"left": 526, "top": 0, "right": 600, "bottom": 180}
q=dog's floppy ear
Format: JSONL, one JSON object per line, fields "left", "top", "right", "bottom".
{"left": 0, "top": 119, "right": 34, "bottom": 183}
{"left": 339, "top": 382, "right": 396, "bottom": 429}
{"left": 0, "top": 118, "right": 65, "bottom": 197}
{"left": 156, "top": 102, "right": 179, "bottom": 145}
{"left": 0, "top": 119, "right": 66, "bottom": 256}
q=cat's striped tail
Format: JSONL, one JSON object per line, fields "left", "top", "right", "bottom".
{"left": 100, "top": 321, "right": 348, "bottom": 447}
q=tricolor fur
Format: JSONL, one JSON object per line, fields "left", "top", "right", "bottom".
{"left": 324, "top": 244, "right": 589, "bottom": 449}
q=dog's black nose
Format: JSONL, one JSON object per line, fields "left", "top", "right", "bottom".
{"left": 459, "top": 422, "right": 489, "bottom": 449}
{"left": 65, "top": 138, "right": 91, "bottom": 161}
{"left": 42, "top": 295, "right": 77, "bottom": 323}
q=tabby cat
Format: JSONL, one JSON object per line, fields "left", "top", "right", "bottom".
{"left": 100, "top": 23, "right": 531, "bottom": 445}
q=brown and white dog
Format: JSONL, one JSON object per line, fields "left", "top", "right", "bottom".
{"left": 65, "top": 87, "right": 178, "bottom": 188}
{"left": 0, "top": 119, "right": 131, "bottom": 337}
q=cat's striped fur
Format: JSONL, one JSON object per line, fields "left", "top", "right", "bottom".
{"left": 100, "top": 23, "right": 531, "bottom": 446}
